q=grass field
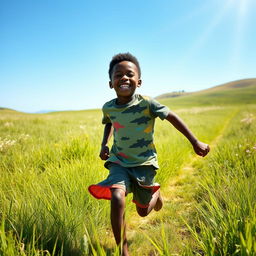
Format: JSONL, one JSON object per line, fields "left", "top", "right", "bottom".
{"left": 0, "top": 79, "right": 256, "bottom": 255}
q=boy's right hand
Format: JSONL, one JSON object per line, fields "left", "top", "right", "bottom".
{"left": 99, "top": 145, "right": 110, "bottom": 160}
{"left": 192, "top": 140, "right": 210, "bottom": 157}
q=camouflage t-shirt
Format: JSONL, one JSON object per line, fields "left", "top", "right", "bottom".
{"left": 102, "top": 94, "right": 170, "bottom": 169}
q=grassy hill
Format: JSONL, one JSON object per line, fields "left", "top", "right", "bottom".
{"left": 0, "top": 107, "right": 18, "bottom": 112}
{"left": 158, "top": 78, "right": 256, "bottom": 109}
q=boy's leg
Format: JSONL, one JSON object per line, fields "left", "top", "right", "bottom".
{"left": 111, "top": 188, "right": 129, "bottom": 256}
{"left": 136, "top": 189, "right": 163, "bottom": 217}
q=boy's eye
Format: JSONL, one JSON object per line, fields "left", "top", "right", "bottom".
{"left": 114, "top": 73, "right": 122, "bottom": 78}
{"left": 127, "top": 72, "right": 134, "bottom": 77}
{"left": 114, "top": 71, "right": 135, "bottom": 79}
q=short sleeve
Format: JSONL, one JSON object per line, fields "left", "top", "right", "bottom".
{"left": 149, "top": 98, "right": 170, "bottom": 120}
{"left": 102, "top": 106, "right": 111, "bottom": 124}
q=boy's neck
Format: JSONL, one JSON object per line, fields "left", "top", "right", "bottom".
{"left": 116, "top": 94, "right": 136, "bottom": 105}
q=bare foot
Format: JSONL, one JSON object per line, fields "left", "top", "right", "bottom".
{"left": 154, "top": 191, "right": 163, "bottom": 211}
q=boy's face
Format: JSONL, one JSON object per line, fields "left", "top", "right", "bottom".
{"left": 109, "top": 61, "right": 142, "bottom": 103}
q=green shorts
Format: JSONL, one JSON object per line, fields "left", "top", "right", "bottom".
{"left": 88, "top": 163, "right": 160, "bottom": 208}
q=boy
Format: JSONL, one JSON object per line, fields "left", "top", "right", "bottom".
{"left": 88, "top": 53, "right": 210, "bottom": 255}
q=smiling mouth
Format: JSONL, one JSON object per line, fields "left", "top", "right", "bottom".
{"left": 119, "top": 84, "right": 130, "bottom": 89}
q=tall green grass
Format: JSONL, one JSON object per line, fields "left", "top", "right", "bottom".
{"left": 127, "top": 106, "right": 256, "bottom": 255}
{"left": 183, "top": 106, "right": 256, "bottom": 255}
{"left": 0, "top": 110, "right": 111, "bottom": 255}
{"left": 1, "top": 100, "right": 255, "bottom": 255}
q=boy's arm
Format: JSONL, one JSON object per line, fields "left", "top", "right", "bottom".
{"left": 99, "top": 123, "right": 113, "bottom": 160}
{"left": 165, "top": 111, "right": 210, "bottom": 157}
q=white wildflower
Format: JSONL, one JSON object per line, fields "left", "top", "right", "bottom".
{"left": 19, "top": 134, "right": 30, "bottom": 140}
{"left": 241, "top": 113, "right": 254, "bottom": 124}
{"left": 0, "top": 137, "right": 16, "bottom": 152}
{"left": 79, "top": 125, "right": 86, "bottom": 130}
{"left": 4, "top": 122, "right": 14, "bottom": 127}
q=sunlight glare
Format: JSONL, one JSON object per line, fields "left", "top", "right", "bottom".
{"left": 230, "top": 0, "right": 251, "bottom": 72}
{"left": 175, "top": 0, "right": 234, "bottom": 69}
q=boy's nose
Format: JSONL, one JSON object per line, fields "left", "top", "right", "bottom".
{"left": 121, "top": 75, "right": 129, "bottom": 81}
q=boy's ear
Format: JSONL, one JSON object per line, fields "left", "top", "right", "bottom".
{"left": 137, "top": 79, "right": 142, "bottom": 87}
{"left": 109, "top": 81, "right": 113, "bottom": 89}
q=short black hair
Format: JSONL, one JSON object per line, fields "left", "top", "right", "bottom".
{"left": 108, "top": 53, "right": 141, "bottom": 79}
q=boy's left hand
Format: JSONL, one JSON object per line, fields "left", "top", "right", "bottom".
{"left": 100, "top": 145, "right": 110, "bottom": 160}
{"left": 192, "top": 140, "right": 210, "bottom": 157}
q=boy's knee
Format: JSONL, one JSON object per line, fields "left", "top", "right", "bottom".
{"left": 111, "top": 188, "right": 125, "bottom": 206}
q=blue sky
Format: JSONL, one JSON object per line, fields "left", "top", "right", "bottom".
{"left": 1, "top": 0, "right": 256, "bottom": 112}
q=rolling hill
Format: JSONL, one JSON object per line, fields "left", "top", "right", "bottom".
{"left": 0, "top": 107, "right": 19, "bottom": 113}
{"left": 157, "top": 78, "right": 256, "bottom": 109}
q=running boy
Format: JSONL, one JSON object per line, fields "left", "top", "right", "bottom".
{"left": 88, "top": 53, "right": 210, "bottom": 255}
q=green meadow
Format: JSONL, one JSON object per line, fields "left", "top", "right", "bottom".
{"left": 0, "top": 79, "right": 256, "bottom": 255}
